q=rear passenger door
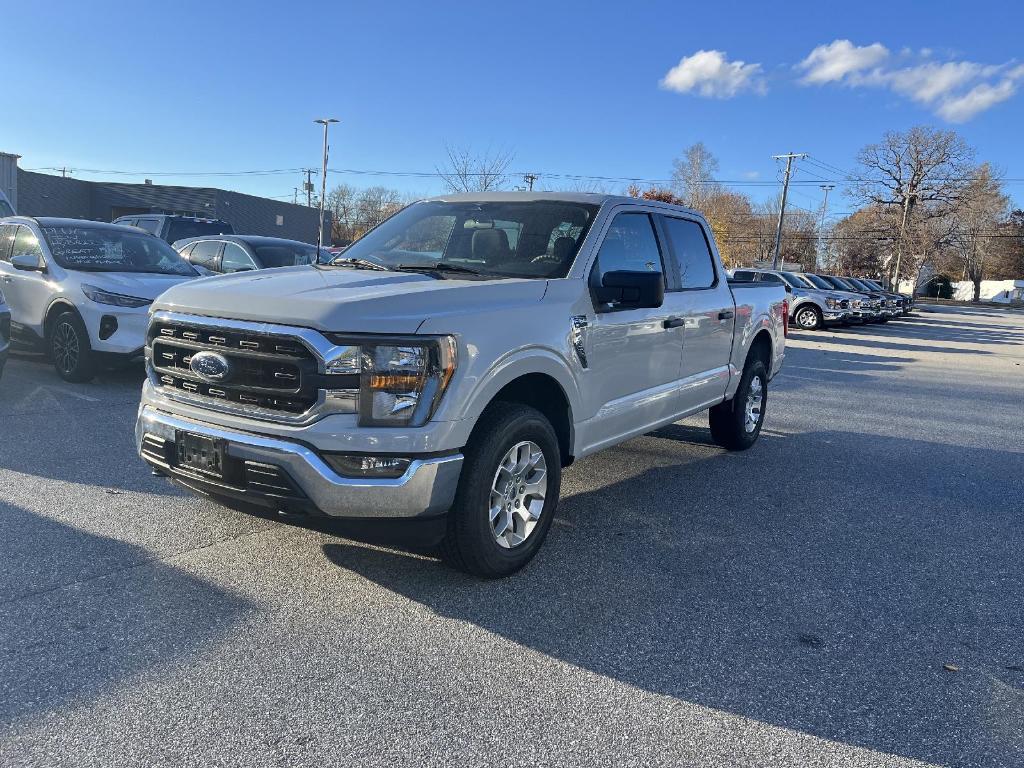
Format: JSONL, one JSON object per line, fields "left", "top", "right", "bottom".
{"left": 658, "top": 214, "right": 735, "bottom": 413}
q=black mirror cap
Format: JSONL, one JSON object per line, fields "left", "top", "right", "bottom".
{"left": 594, "top": 270, "right": 665, "bottom": 309}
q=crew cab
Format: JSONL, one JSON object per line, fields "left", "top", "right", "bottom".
{"left": 0, "top": 217, "right": 199, "bottom": 381}
{"left": 732, "top": 267, "right": 850, "bottom": 330}
{"left": 136, "top": 193, "right": 787, "bottom": 577}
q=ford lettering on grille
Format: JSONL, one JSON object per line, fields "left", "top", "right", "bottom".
{"left": 190, "top": 351, "right": 232, "bottom": 382}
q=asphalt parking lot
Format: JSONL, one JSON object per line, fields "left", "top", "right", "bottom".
{"left": 1, "top": 304, "right": 1022, "bottom": 768}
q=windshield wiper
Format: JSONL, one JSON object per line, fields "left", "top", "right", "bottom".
{"left": 394, "top": 262, "right": 484, "bottom": 278}
{"left": 329, "top": 257, "right": 390, "bottom": 271}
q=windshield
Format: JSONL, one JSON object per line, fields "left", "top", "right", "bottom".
{"left": 826, "top": 276, "right": 857, "bottom": 291}
{"left": 863, "top": 279, "right": 884, "bottom": 291}
{"left": 803, "top": 273, "right": 833, "bottom": 290}
{"left": 778, "top": 271, "right": 808, "bottom": 289}
{"left": 335, "top": 200, "right": 600, "bottom": 279}
{"left": 846, "top": 278, "right": 872, "bottom": 291}
{"left": 165, "top": 219, "right": 233, "bottom": 243}
{"left": 254, "top": 243, "right": 318, "bottom": 268}
{"left": 42, "top": 225, "right": 198, "bottom": 275}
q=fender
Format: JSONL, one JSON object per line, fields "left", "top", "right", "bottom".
{"left": 456, "top": 344, "right": 582, "bottom": 427}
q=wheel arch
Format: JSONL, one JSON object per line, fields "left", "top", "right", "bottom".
{"left": 43, "top": 299, "right": 83, "bottom": 341}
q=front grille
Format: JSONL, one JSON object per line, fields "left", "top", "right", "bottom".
{"left": 839, "top": 299, "right": 850, "bottom": 309}
{"left": 148, "top": 321, "right": 343, "bottom": 417}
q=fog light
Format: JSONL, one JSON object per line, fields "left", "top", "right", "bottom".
{"left": 99, "top": 315, "right": 118, "bottom": 340}
{"left": 324, "top": 454, "right": 412, "bottom": 479}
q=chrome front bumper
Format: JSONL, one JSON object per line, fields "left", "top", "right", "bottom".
{"left": 137, "top": 406, "right": 463, "bottom": 519}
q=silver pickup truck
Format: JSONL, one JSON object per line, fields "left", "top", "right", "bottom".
{"left": 136, "top": 193, "right": 787, "bottom": 577}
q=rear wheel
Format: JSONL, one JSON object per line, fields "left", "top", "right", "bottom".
{"left": 794, "top": 305, "right": 823, "bottom": 331}
{"left": 441, "top": 403, "right": 561, "bottom": 578}
{"left": 50, "top": 311, "right": 96, "bottom": 383}
{"left": 709, "top": 358, "right": 768, "bottom": 451}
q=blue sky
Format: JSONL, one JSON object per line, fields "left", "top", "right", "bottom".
{"left": 5, "top": 0, "right": 1023, "bottom": 215}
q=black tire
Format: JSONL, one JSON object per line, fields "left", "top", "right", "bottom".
{"left": 793, "top": 304, "right": 823, "bottom": 331}
{"left": 50, "top": 311, "right": 96, "bottom": 383}
{"left": 709, "top": 358, "right": 768, "bottom": 451}
{"left": 441, "top": 402, "right": 561, "bottom": 578}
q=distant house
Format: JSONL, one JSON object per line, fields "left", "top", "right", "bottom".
{"left": 0, "top": 151, "right": 328, "bottom": 244}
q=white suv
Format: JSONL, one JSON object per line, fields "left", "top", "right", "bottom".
{"left": 0, "top": 217, "right": 199, "bottom": 382}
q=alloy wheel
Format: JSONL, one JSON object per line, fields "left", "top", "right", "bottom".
{"left": 796, "top": 308, "right": 818, "bottom": 329}
{"left": 489, "top": 440, "right": 547, "bottom": 549}
{"left": 53, "top": 321, "right": 80, "bottom": 375}
{"left": 744, "top": 375, "right": 764, "bottom": 433}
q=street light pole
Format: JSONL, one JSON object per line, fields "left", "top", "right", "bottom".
{"left": 816, "top": 184, "right": 835, "bottom": 270}
{"left": 314, "top": 117, "right": 339, "bottom": 259}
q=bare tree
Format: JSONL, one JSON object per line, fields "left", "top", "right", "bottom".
{"left": 946, "top": 164, "right": 1009, "bottom": 301}
{"left": 671, "top": 142, "right": 722, "bottom": 211}
{"left": 436, "top": 143, "right": 514, "bottom": 193}
{"left": 851, "top": 126, "right": 976, "bottom": 281}
{"left": 327, "top": 183, "right": 408, "bottom": 244}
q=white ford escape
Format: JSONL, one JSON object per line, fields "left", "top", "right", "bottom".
{"left": 0, "top": 217, "right": 199, "bottom": 382}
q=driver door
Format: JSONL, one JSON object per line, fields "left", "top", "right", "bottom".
{"left": 580, "top": 210, "right": 686, "bottom": 452}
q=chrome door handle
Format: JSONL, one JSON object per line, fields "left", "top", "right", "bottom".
{"left": 718, "top": 309, "right": 734, "bottom": 320}
{"left": 663, "top": 317, "right": 685, "bottom": 329}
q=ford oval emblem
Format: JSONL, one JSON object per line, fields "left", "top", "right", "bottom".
{"left": 190, "top": 351, "right": 231, "bottom": 382}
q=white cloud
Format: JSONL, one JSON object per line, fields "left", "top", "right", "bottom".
{"left": 798, "top": 39, "right": 1024, "bottom": 121}
{"left": 797, "top": 39, "right": 889, "bottom": 84}
{"left": 660, "top": 50, "right": 765, "bottom": 98}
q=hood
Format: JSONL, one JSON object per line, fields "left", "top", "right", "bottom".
{"left": 152, "top": 265, "right": 549, "bottom": 334}
{"left": 82, "top": 271, "right": 196, "bottom": 301}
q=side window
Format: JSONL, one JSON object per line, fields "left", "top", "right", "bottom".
{"left": 661, "top": 217, "right": 716, "bottom": 289}
{"left": 594, "top": 212, "right": 663, "bottom": 275}
{"left": 221, "top": 243, "right": 257, "bottom": 273}
{"left": 135, "top": 218, "right": 160, "bottom": 235}
{"left": 116, "top": 218, "right": 136, "bottom": 228}
{"left": 761, "top": 273, "right": 784, "bottom": 284}
{"left": 732, "top": 270, "right": 757, "bottom": 281}
{"left": 0, "top": 224, "right": 17, "bottom": 261}
{"left": 189, "top": 240, "right": 222, "bottom": 270}
{"left": 177, "top": 242, "right": 196, "bottom": 259}
{"left": 12, "top": 226, "right": 45, "bottom": 267}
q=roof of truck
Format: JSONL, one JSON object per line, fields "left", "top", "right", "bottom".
{"left": 420, "top": 190, "right": 704, "bottom": 217}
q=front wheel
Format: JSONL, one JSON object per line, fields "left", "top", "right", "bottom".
{"left": 709, "top": 359, "right": 768, "bottom": 451}
{"left": 441, "top": 403, "right": 561, "bottom": 578}
{"left": 50, "top": 311, "right": 96, "bottom": 383}
{"left": 793, "top": 305, "right": 823, "bottom": 331}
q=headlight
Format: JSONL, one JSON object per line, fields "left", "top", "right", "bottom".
{"left": 82, "top": 284, "right": 152, "bottom": 308}
{"left": 852, "top": 299, "right": 862, "bottom": 309}
{"left": 825, "top": 297, "right": 838, "bottom": 309}
{"left": 323, "top": 335, "right": 457, "bottom": 427}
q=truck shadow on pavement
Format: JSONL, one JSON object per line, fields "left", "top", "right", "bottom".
{"left": 0, "top": 500, "right": 254, "bottom": 726}
{"left": 323, "top": 428, "right": 1024, "bottom": 767}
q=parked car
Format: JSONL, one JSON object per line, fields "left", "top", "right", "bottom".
{"left": 811, "top": 274, "right": 883, "bottom": 322}
{"left": 0, "top": 217, "right": 199, "bottom": 382}
{"left": 860, "top": 277, "right": 914, "bottom": 315}
{"left": 732, "top": 267, "right": 850, "bottom": 330}
{"left": 842, "top": 277, "right": 900, "bottom": 319}
{"left": 0, "top": 286, "right": 9, "bottom": 382}
{"left": 112, "top": 214, "right": 233, "bottom": 244}
{"left": 794, "top": 273, "right": 867, "bottom": 324}
{"left": 173, "top": 235, "right": 319, "bottom": 274}
{"left": 136, "top": 192, "right": 788, "bottom": 577}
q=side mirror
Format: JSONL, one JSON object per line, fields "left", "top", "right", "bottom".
{"left": 11, "top": 253, "right": 45, "bottom": 272}
{"left": 784, "top": 283, "right": 793, "bottom": 294}
{"left": 593, "top": 270, "right": 664, "bottom": 309}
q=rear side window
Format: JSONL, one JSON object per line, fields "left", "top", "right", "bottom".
{"left": 761, "top": 273, "right": 784, "bottom": 284}
{"left": 221, "top": 242, "right": 257, "bottom": 273}
{"left": 732, "top": 270, "right": 757, "bottom": 281}
{"left": 661, "top": 217, "right": 716, "bottom": 289}
{"left": 594, "top": 213, "right": 663, "bottom": 275}
{"left": 135, "top": 218, "right": 161, "bottom": 235}
{"left": 189, "top": 240, "right": 223, "bottom": 270}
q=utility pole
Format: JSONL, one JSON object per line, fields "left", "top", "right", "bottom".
{"left": 816, "top": 184, "right": 835, "bottom": 270}
{"left": 314, "top": 118, "right": 340, "bottom": 258}
{"left": 59, "top": 167, "right": 70, "bottom": 178}
{"left": 892, "top": 187, "right": 914, "bottom": 292}
{"left": 303, "top": 169, "right": 316, "bottom": 207}
{"left": 771, "top": 152, "right": 807, "bottom": 269}
{"left": 523, "top": 173, "right": 539, "bottom": 191}
{"left": 293, "top": 187, "right": 299, "bottom": 205}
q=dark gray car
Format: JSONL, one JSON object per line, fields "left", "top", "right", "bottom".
{"left": 173, "top": 235, "right": 319, "bottom": 274}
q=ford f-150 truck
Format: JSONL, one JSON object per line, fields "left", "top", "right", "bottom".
{"left": 136, "top": 193, "right": 787, "bottom": 577}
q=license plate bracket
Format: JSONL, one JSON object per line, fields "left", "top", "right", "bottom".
{"left": 175, "top": 431, "right": 227, "bottom": 479}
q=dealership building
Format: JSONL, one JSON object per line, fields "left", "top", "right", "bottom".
{"left": 0, "top": 151, "right": 326, "bottom": 243}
